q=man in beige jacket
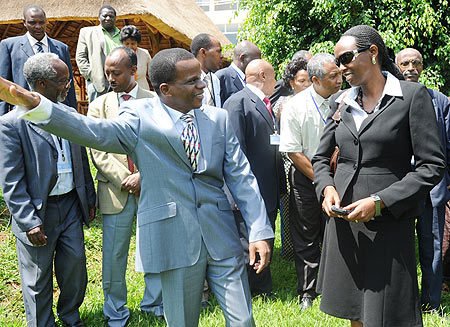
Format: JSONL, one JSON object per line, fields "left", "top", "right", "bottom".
{"left": 87, "top": 46, "right": 163, "bottom": 326}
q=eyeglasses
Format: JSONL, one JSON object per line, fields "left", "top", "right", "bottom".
{"left": 398, "top": 60, "right": 423, "bottom": 69}
{"left": 336, "top": 47, "right": 370, "bottom": 66}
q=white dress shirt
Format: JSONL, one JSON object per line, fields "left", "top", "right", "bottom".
{"left": 118, "top": 83, "right": 139, "bottom": 106}
{"left": 279, "top": 85, "right": 331, "bottom": 160}
{"left": 26, "top": 32, "right": 49, "bottom": 54}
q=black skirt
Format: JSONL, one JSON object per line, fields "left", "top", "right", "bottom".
{"left": 317, "top": 216, "right": 423, "bottom": 327}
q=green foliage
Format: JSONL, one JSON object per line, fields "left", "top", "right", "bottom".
{"left": 239, "top": 0, "right": 450, "bottom": 93}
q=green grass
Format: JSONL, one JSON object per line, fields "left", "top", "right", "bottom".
{"left": 1, "top": 166, "right": 450, "bottom": 326}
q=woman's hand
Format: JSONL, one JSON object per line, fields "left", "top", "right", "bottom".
{"left": 322, "top": 185, "right": 341, "bottom": 217}
{"left": 343, "top": 197, "right": 377, "bottom": 223}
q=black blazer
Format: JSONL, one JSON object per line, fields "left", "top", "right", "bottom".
{"left": 223, "top": 86, "right": 285, "bottom": 213}
{"left": 216, "top": 65, "right": 245, "bottom": 104}
{"left": 312, "top": 81, "right": 445, "bottom": 219}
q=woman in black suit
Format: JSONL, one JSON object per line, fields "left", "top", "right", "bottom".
{"left": 312, "top": 25, "right": 445, "bottom": 327}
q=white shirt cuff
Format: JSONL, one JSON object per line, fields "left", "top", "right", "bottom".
{"left": 17, "top": 93, "right": 53, "bottom": 123}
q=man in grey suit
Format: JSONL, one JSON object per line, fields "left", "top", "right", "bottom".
{"left": 0, "top": 48, "right": 274, "bottom": 327}
{"left": 0, "top": 5, "right": 77, "bottom": 115}
{"left": 76, "top": 5, "right": 121, "bottom": 102}
{"left": 0, "top": 53, "right": 96, "bottom": 327}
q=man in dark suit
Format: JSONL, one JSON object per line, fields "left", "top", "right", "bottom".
{"left": 0, "top": 53, "right": 95, "bottom": 327}
{"left": 0, "top": 5, "right": 77, "bottom": 115}
{"left": 396, "top": 48, "right": 450, "bottom": 311}
{"left": 215, "top": 40, "right": 261, "bottom": 103}
{"left": 223, "top": 59, "right": 284, "bottom": 295}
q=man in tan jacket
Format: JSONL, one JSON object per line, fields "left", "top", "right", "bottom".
{"left": 87, "top": 46, "right": 163, "bottom": 326}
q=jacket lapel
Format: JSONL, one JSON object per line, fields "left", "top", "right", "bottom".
{"left": 28, "top": 122, "right": 57, "bottom": 149}
{"left": 232, "top": 68, "right": 244, "bottom": 91}
{"left": 20, "top": 35, "right": 35, "bottom": 58}
{"left": 194, "top": 109, "right": 212, "bottom": 172}
{"left": 245, "top": 88, "right": 274, "bottom": 132}
{"left": 96, "top": 25, "right": 107, "bottom": 57}
{"left": 340, "top": 104, "right": 358, "bottom": 139}
{"left": 156, "top": 101, "right": 191, "bottom": 169}
{"left": 358, "top": 95, "right": 396, "bottom": 136}
{"left": 47, "top": 37, "right": 59, "bottom": 55}
{"left": 105, "top": 92, "right": 119, "bottom": 118}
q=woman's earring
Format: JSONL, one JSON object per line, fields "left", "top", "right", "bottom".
{"left": 372, "top": 57, "right": 377, "bottom": 65}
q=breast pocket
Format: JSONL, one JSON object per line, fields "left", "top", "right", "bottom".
{"left": 138, "top": 202, "right": 177, "bottom": 227}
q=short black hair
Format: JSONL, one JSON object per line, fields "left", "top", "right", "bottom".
{"left": 190, "top": 33, "right": 213, "bottom": 57}
{"left": 23, "top": 5, "right": 46, "bottom": 19}
{"left": 282, "top": 58, "right": 309, "bottom": 86}
{"left": 99, "top": 5, "right": 116, "bottom": 16}
{"left": 149, "top": 48, "right": 195, "bottom": 95}
{"left": 109, "top": 46, "right": 137, "bottom": 67}
{"left": 120, "top": 25, "right": 142, "bottom": 44}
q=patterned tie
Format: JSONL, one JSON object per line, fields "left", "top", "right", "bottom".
{"left": 203, "top": 74, "right": 215, "bottom": 106}
{"left": 36, "top": 41, "right": 44, "bottom": 53}
{"left": 121, "top": 94, "right": 135, "bottom": 173}
{"left": 180, "top": 114, "right": 200, "bottom": 171}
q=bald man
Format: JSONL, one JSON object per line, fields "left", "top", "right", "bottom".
{"left": 216, "top": 41, "right": 261, "bottom": 103}
{"left": 396, "top": 48, "right": 450, "bottom": 311}
{"left": 223, "top": 59, "right": 285, "bottom": 295}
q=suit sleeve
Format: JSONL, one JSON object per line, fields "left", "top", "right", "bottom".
{"left": 0, "top": 41, "right": 13, "bottom": 115}
{"left": 75, "top": 29, "right": 91, "bottom": 80}
{"left": 0, "top": 118, "right": 42, "bottom": 231}
{"left": 60, "top": 43, "right": 77, "bottom": 109}
{"left": 222, "top": 111, "right": 274, "bottom": 242}
{"left": 377, "top": 85, "right": 445, "bottom": 217}
{"left": 87, "top": 99, "right": 132, "bottom": 189}
{"left": 223, "top": 96, "right": 247, "bottom": 154}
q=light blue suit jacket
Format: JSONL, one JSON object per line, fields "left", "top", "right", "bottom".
{"left": 0, "top": 34, "right": 77, "bottom": 115}
{"left": 37, "top": 97, "right": 274, "bottom": 273}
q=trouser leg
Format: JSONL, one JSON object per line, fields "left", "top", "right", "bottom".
{"left": 289, "top": 166, "right": 324, "bottom": 299}
{"left": 54, "top": 194, "right": 87, "bottom": 325}
{"left": 417, "top": 196, "right": 445, "bottom": 309}
{"left": 102, "top": 195, "right": 136, "bottom": 326}
{"left": 140, "top": 271, "right": 164, "bottom": 316}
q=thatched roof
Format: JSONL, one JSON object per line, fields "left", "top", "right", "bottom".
{"left": 0, "top": 0, "right": 230, "bottom": 47}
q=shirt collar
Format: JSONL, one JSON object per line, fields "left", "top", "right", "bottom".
{"left": 159, "top": 97, "right": 196, "bottom": 124}
{"left": 118, "top": 83, "right": 139, "bottom": 100}
{"left": 309, "top": 85, "right": 328, "bottom": 108}
{"left": 335, "top": 71, "right": 403, "bottom": 108}
{"left": 246, "top": 83, "right": 266, "bottom": 102}
{"left": 230, "top": 62, "right": 245, "bottom": 80}
{"left": 26, "top": 31, "right": 48, "bottom": 47}
{"left": 102, "top": 25, "right": 120, "bottom": 37}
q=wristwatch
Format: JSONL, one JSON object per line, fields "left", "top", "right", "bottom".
{"left": 370, "top": 194, "right": 381, "bottom": 217}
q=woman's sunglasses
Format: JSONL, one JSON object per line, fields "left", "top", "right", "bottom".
{"left": 336, "top": 46, "right": 370, "bottom": 66}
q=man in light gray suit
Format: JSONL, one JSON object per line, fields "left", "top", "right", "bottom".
{"left": 0, "top": 48, "right": 274, "bottom": 327}
{"left": 0, "top": 53, "right": 96, "bottom": 326}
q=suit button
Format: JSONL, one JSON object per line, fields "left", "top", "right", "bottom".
{"left": 53, "top": 155, "right": 58, "bottom": 159}
{"left": 353, "top": 164, "right": 358, "bottom": 170}
{"left": 197, "top": 202, "right": 202, "bottom": 208}
{"left": 353, "top": 139, "right": 358, "bottom": 145}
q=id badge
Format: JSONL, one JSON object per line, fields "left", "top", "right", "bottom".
{"left": 270, "top": 133, "right": 280, "bottom": 146}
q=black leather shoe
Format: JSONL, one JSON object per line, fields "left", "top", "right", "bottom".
{"left": 299, "top": 297, "right": 313, "bottom": 311}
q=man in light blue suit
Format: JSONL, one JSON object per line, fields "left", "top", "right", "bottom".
{"left": 0, "top": 5, "right": 77, "bottom": 115}
{"left": 0, "top": 48, "right": 274, "bottom": 327}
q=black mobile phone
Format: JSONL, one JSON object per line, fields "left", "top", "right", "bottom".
{"left": 331, "top": 205, "right": 351, "bottom": 216}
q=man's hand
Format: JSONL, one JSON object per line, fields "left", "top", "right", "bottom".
{"left": 121, "top": 172, "right": 141, "bottom": 195}
{"left": 249, "top": 240, "right": 271, "bottom": 274}
{"left": 26, "top": 225, "right": 47, "bottom": 246}
{"left": 88, "top": 205, "right": 96, "bottom": 223}
{"left": 0, "top": 77, "right": 40, "bottom": 109}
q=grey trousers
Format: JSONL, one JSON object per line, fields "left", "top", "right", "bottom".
{"left": 102, "top": 194, "right": 163, "bottom": 326}
{"left": 160, "top": 240, "right": 255, "bottom": 327}
{"left": 16, "top": 191, "right": 87, "bottom": 327}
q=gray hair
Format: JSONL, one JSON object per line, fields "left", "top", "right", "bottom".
{"left": 23, "top": 53, "right": 59, "bottom": 90}
{"left": 307, "top": 53, "right": 336, "bottom": 81}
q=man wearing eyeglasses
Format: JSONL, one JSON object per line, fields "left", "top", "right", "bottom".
{"left": 396, "top": 48, "right": 450, "bottom": 312}
{"left": 0, "top": 5, "right": 77, "bottom": 115}
{"left": 0, "top": 53, "right": 96, "bottom": 326}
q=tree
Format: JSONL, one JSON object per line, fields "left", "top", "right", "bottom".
{"left": 238, "top": 0, "right": 450, "bottom": 93}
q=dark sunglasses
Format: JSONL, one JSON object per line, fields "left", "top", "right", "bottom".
{"left": 336, "top": 46, "right": 370, "bottom": 66}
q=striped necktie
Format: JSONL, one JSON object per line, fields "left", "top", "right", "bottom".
{"left": 36, "top": 41, "right": 44, "bottom": 53}
{"left": 180, "top": 114, "right": 200, "bottom": 171}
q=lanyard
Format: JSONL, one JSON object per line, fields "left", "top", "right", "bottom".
{"left": 310, "top": 92, "right": 327, "bottom": 125}
{"left": 232, "top": 67, "right": 246, "bottom": 86}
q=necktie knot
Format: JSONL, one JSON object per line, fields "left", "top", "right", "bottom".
{"left": 122, "top": 94, "right": 132, "bottom": 101}
{"left": 180, "top": 113, "right": 194, "bottom": 124}
{"left": 263, "top": 97, "right": 273, "bottom": 117}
